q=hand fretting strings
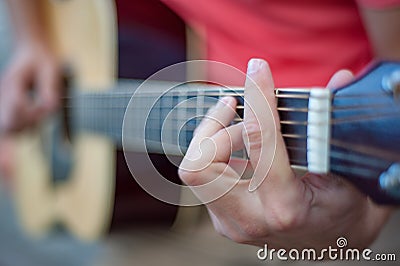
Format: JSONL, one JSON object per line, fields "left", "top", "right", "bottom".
{"left": 61, "top": 82, "right": 399, "bottom": 173}
{"left": 63, "top": 89, "right": 400, "bottom": 122}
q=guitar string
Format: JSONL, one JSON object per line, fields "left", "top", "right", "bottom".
{"left": 75, "top": 113, "right": 396, "bottom": 176}
{"left": 330, "top": 139, "right": 400, "bottom": 162}
{"left": 120, "top": 131, "right": 392, "bottom": 163}
{"left": 109, "top": 130, "right": 391, "bottom": 172}
{"left": 286, "top": 143, "right": 399, "bottom": 171}
{"left": 59, "top": 85, "right": 399, "bottom": 122}
{"left": 259, "top": 148, "right": 384, "bottom": 177}
{"left": 58, "top": 89, "right": 397, "bottom": 100}
{"left": 59, "top": 87, "right": 399, "bottom": 165}
{"left": 329, "top": 164, "right": 381, "bottom": 179}
{"left": 63, "top": 121, "right": 399, "bottom": 178}
{"left": 64, "top": 106, "right": 400, "bottom": 126}
{"left": 285, "top": 146, "right": 393, "bottom": 168}
{"left": 118, "top": 139, "right": 391, "bottom": 177}
{"left": 77, "top": 117, "right": 399, "bottom": 165}
{"left": 62, "top": 103, "right": 397, "bottom": 112}
{"left": 62, "top": 97, "right": 400, "bottom": 122}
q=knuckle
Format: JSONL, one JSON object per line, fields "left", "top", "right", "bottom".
{"left": 243, "top": 123, "right": 261, "bottom": 147}
{"left": 249, "top": 139, "right": 262, "bottom": 153}
{"left": 178, "top": 168, "right": 202, "bottom": 186}
{"left": 244, "top": 122, "right": 261, "bottom": 138}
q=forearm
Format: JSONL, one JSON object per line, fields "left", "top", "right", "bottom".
{"left": 366, "top": 202, "right": 395, "bottom": 237}
{"left": 6, "top": 0, "right": 49, "bottom": 47}
{"left": 358, "top": 6, "right": 400, "bottom": 60}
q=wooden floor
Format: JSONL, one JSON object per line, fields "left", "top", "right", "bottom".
{"left": 1, "top": 180, "right": 399, "bottom": 266}
{"left": 95, "top": 214, "right": 400, "bottom": 266}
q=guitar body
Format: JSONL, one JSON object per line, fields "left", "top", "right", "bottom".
{"left": 14, "top": 0, "right": 117, "bottom": 240}
{"left": 13, "top": 0, "right": 192, "bottom": 241}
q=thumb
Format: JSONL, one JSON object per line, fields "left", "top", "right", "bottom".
{"left": 243, "top": 58, "right": 294, "bottom": 191}
{"left": 326, "top": 69, "right": 354, "bottom": 89}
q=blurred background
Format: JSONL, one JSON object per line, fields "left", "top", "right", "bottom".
{"left": 0, "top": 1, "right": 399, "bottom": 266}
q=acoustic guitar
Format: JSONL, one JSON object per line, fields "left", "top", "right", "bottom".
{"left": 12, "top": 0, "right": 400, "bottom": 241}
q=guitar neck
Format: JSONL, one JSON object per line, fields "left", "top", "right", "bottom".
{"left": 69, "top": 80, "right": 314, "bottom": 170}
{"left": 54, "top": 61, "right": 400, "bottom": 205}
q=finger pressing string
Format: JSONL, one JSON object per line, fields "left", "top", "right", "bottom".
{"left": 243, "top": 58, "right": 294, "bottom": 192}
{"left": 193, "top": 96, "right": 237, "bottom": 139}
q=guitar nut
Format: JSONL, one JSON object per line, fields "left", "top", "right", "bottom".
{"left": 379, "top": 163, "right": 400, "bottom": 199}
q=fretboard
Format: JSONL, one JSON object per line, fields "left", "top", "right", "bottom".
{"left": 69, "top": 80, "right": 311, "bottom": 169}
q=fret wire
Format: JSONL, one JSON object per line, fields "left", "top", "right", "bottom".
{"left": 74, "top": 124, "right": 320, "bottom": 141}
{"left": 164, "top": 93, "right": 174, "bottom": 145}
{"left": 66, "top": 81, "right": 400, "bottom": 169}
{"left": 119, "top": 133, "right": 394, "bottom": 161}
{"left": 73, "top": 116, "right": 396, "bottom": 165}
{"left": 67, "top": 110, "right": 400, "bottom": 126}
{"left": 62, "top": 92, "right": 396, "bottom": 100}
{"left": 75, "top": 129, "right": 397, "bottom": 173}
{"left": 64, "top": 91, "right": 246, "bottom": 99}
{"left": 65, "top": 94, "right": 395, "bottom": 102}
{"left": 64, "top": 104, "right": 395, "bottom": 110}
{"left": 59, "top": 76, "right": 397, "bottom": 102}
{"left": 196, "top": 88, "right": 205, "bottom": 128}
{"left": 178, "top": 93, "right": 188, "bottom": 148}
{"left": 64, "top": 101, "right": 399, "bottom": 113}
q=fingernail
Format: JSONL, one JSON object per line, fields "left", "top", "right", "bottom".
{"left": 247, "top": 58, "right": 266, "bottom": 75}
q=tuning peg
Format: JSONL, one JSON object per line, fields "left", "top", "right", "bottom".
{"left": 379, "top": 163, "right": 400, "bottom": 199}
{"left": 382, "top": 69, "right": 400, "bottom": 101}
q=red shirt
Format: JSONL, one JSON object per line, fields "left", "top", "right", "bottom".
{"left": 116, "top": 0, "right": 183, "bottom": 39}
{"left": 163, "top": 0, "right": 400, "bottom": 87}
{"left": 115, "top": 0, "right": 186, "bottom": 78}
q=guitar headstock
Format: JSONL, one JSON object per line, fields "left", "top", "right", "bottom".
{"left": 330, "top": 61, "right": 400, "bottom": 205}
